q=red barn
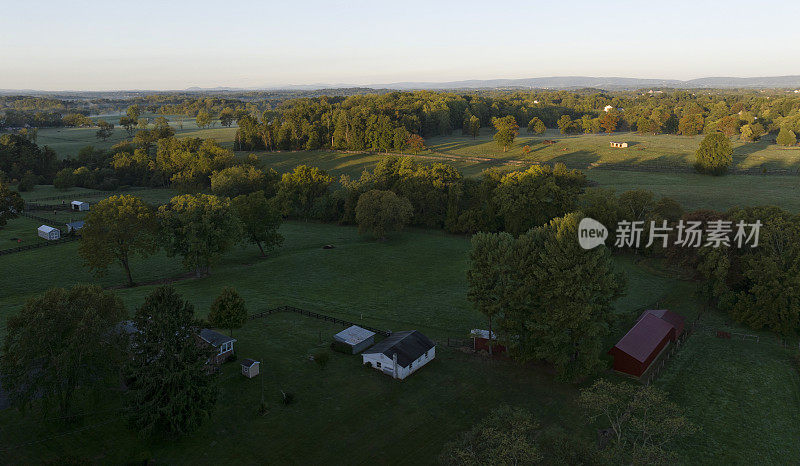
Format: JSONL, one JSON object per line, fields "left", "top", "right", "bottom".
{"left": 608, "top": 310, "right": 685, "bottom": 377}
{"left": 470, "top": 329, "right": 506, "bottom": 354}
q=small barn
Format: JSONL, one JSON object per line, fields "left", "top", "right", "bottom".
{"left": 71, "top": 201, "right": 90, "bottom": 212}
{"left": 470, "top": 329, "right": 506, "bottom": 354}
{"left": 65, "top": 220, "right": 85, "bottom": 233}
{"left": 610, "top": 142, "right": 629, "bottom": 148}
{"left": 241, "top": 359, "right": 260, "bottom": 378}
{"left": 362, "top": 330, "right": 435, "bottom": 380}
{"left": 199, "top": 329, "right": 236, "bottom": 364}
{"left": 333, "top": 325, "right": 376, "bottom": 354}
{"left": 37, "top": 225, "right": 60, "bottom": 240}
{"left": 608, "top": 310, "right": 685, "bottom": 377}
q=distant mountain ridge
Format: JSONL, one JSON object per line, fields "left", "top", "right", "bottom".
{"left": 272, "top": 75, "right": 800, "bottom": 91}
{"left": 4, "top": 76, "right": 800, "bottom": 94}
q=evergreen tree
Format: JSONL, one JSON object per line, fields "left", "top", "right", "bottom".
{"left": 126, "top": 286, "right": 217, "bottom": 438}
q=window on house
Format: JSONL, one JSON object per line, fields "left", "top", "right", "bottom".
{"left": 376, "top": 362, "right": 381, "bottom": 368}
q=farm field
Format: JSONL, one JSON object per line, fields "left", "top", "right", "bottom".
{"left": 0, "top": 219, "right": 797, "bottom": 463}
{"left": 423, "top": 130, "right": 800, "bottom": 172}
{"left": 245, "top": 149, "right": 800, "bottom": 213}
{"left": 5, "top": 114, "right": 237, "bottom": 159}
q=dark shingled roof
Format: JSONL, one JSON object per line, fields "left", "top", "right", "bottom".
{"left": 613, "top": 314, "right": 673, "bottom": 362}
{"left": 199, "top": 328, "right": 236, "bottom": 347}
{"left": 241, "top": 358, "right": 258, "bottom": 367}
{"left": 362, "top": 330, "right": 435, "bottom": 368}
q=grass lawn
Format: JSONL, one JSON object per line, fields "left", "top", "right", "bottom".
{"left": 0, "top": 313, "right": 587, "bottom": 464}
{"left": 586, "top": 170, "right": 800, "bottom": 212}
{"left": 1, "top": 219, "right": 798, "bottom": 463}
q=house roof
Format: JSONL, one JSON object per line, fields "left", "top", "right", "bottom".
{"left": 612, "top": 313, "right": 674, "bottom": 363}
{"left": 638, "top": 309, "right": 684, "bottom": 333}
{"left": 241, "top": 358, "right": 258, "bottom": 367}
{"left": 334, "top": 325, "right": 375, "bottom": 346}
{"left": 71, "top": 200, "right": 88, "bottom": 205}
{"left": 38, "top": 225, "right": 57, "bottom": 233}
{"left": 66, "top": 220, "right": 85, "bottom": 229}
{"left": 362, "top": 330, "right": 435, "bottom": 367}
{"left": 199, "top": 328, "right": 236, "bottom": 347}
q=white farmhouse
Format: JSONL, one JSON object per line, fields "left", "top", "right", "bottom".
{"left": 362, "top": 330, "right": 435, "bottom": 380}
{"left": 37, "top": 225, "right": 60, "bottom": 240}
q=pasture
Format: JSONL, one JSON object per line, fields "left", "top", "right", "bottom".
{"left": 244, "top": 149, "right": 800, "bottom": 213}
{"left": 0, "top": 218, "right": 798, "bottom": 463}
{"left": 16, "top": 114, "right": 237, "bottom": 159}
{"left": 423, "top": 130, "right": 800, "bottom": 173}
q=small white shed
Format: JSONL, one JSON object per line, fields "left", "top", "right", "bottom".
{"left": 241, "top": 359, "right": 260, "bottom": 378}
{"left": 37, "top": 225, "right": 60, "bottom": 240}
{"left": 71, "top": 201, "right": 90, "bottom": 212}
{"left": 333, "top": 325, "right": 376, "bottom": 354}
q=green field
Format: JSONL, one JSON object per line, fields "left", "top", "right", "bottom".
{"left": 1, "top": 218, "right": 798, "bottom": 463}
{"left": 7, "top": 114, "right": 238, "bottom": 159}
{"left": 423, "top": 130, "right": 800, "bottom": 172}
{"left": 244, "top": 148, "right": 800, "bottom": 213}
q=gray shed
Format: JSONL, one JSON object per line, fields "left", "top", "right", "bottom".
{"left": 333, "top": 325, "right": 376, "bottom": 354}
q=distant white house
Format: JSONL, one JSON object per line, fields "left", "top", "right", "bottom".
{"left": 71, "top": 201, "right": 90, "bottom": 212}
{"left": 333, "top": 325, "right": 376, "bottom": 354}
{"left": 37, "top": 225, "right": 60, "bottom": 240}
{"left": 604, "top": 105, "right": 614, "bottom": 112}
{"left": 362, "top": 330, "right": 435, "bottom": 380}
{"left": 610, "top": 142, "right": 629, "bottom": 148}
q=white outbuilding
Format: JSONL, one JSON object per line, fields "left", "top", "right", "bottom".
{"left": 71, "top": 201, "right": 90, "bottom": 212}
{"left": 362, "top": 330, "right": 435, "bottom": 380}
{"left": 333, "top": 325, "right": 376, "bottom": 354}
{"left": 37, "top": 225, "right": 60, "bottom": 240}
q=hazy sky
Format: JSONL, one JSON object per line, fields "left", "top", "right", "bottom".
{"left": 2, "top": 0, "right": 799, "bottom": 90}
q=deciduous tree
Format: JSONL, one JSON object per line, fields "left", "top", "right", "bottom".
{"left": 0, "top": 285, "right": 126, "bottom": 416}
{"left": 231, "top": 191, "right": 283, "bottom": 256}
{"left": 0, "top": 181, "right": 24, "bottom": 228}
{"left": 354, "top": 189, "right": 413, "bottom": 240}
{"left": 158, "top": 194, "right": 241, "bottom": 276}
{"left": 492, "top": 115, "right": 519, "bottom": 152}
{"left": 79, "top": 195, "right": 159, "bottom": 287}
{"left": 694, "top": 132, "right": 732, "bottom": 175}
{"left": 208, "top": 287, "right": 248, "bottom": 336}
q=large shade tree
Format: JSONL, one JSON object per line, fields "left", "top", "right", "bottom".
{"left": 231, "top": 191, "right": 283, "bottom": 257}
{"left": 354, "top": 189, "right": 413, "bottom": 240}
{"left": 467, "top": 231, "right": 515, "bottom": 355}
{"left": 0, "top": 181, "right": 24, "bottom": 228}
{"left": 78, "top": 195, "right": 159, "bottom": 287}
{"left": 0, "top": 285, "right": 126, "bottom": 416}
{"left": 158, "top": 194, "right": 241, "bottom": 276}
{"left": 504, "top": 213, "right": 625, "bottom": 381}
{"left": 694, "top": 132, "right": 733, "bottom": 175}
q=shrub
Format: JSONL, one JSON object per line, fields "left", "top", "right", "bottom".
{"left": 314, "top": 351, "right": 330, "bottom": 369}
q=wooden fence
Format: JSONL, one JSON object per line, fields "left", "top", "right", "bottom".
{"left": 0, "top": 235, "right": 80, "bottom": 256}
{"left": 248, "top": 305, "right": 390, "bottom": 337}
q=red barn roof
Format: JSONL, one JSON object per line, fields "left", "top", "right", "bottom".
{"left": 613, "top": 313, "right": 675, "bottom": 363}
{"left": 638, "top": 309, "right": 685, "bottom": 337}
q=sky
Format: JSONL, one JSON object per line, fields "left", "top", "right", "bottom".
{"left": 2, "top": 0, "right": 800, "bottom": 90}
